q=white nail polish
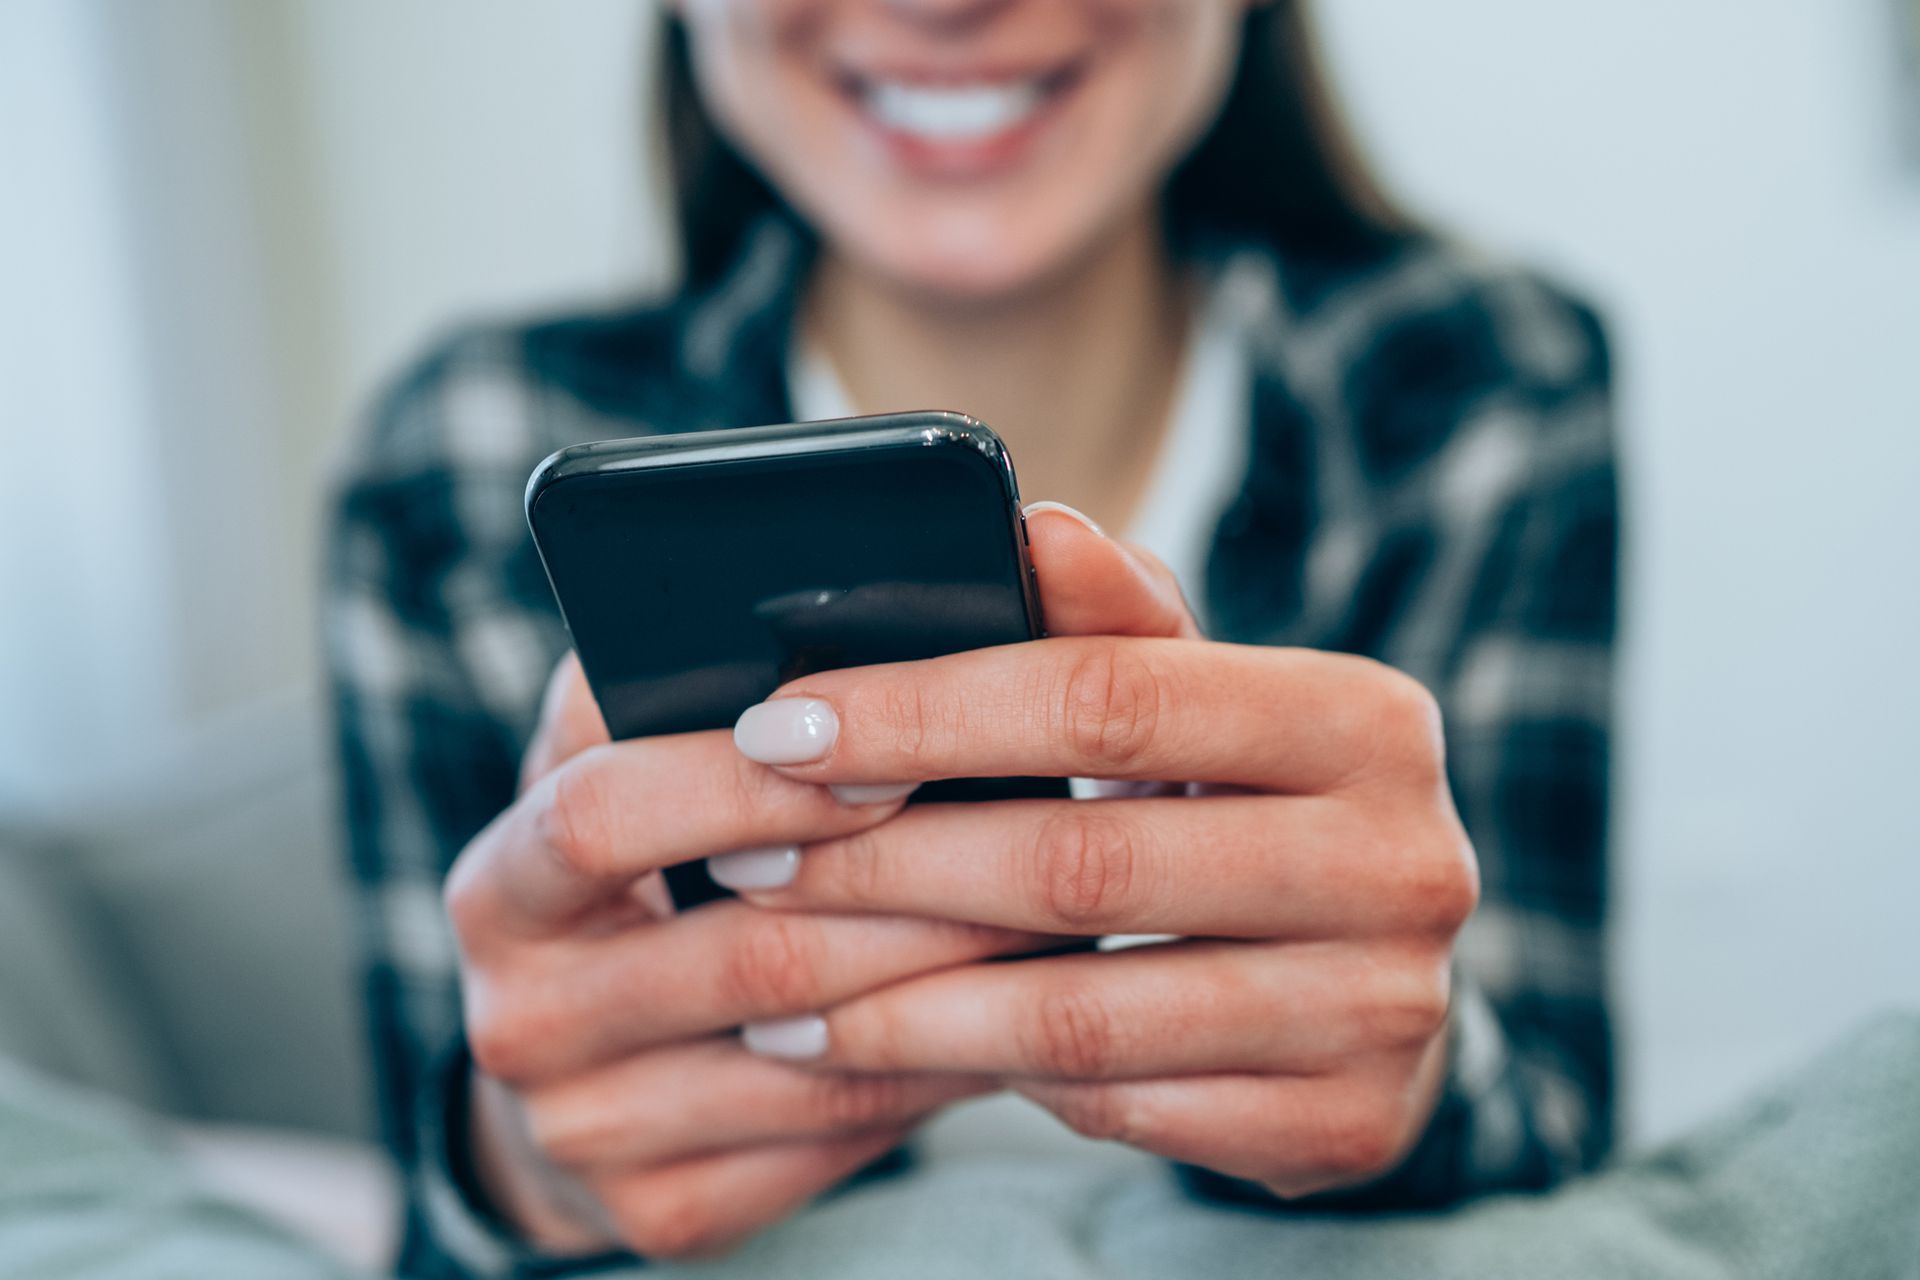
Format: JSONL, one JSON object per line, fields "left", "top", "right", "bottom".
{"left": 734, "top": 698, "right": 839, "bottom": 765}
{"left": 1022, "top": 500, "right": 1105, "bottom": 537}
{"left": 742, "top": 1015, "right": 829, "bottom": 1060}
{"left": 829, "top": 782, "right": 919, "bottom": 806}
{"left": 706, "top": 845, "right": 801, "bottom": 892}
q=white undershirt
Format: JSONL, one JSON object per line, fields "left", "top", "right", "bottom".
{"left": 784, "top": 269, "right": 1254, "bottom": 1163}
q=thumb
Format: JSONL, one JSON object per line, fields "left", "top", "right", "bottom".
{"left": 519, "top": 652, "right": 611, "bottom": 792}
{"left": 1023, "top": 502, "right": 1201, "bottom": 641}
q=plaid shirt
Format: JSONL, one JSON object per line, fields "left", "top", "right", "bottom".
{"left": 325, "top": 218, "right": 1619, "bottom": 1278}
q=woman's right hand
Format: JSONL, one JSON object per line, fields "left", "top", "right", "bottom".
{"left": 443, "top": 654, "right": 1037, "bottom": 1259}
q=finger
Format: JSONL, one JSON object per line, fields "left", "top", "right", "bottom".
{"left": 448, "top": 729, "right": 914, "bottom": 941}
{"left": 745, "top": 794, "right": 1469, "bottom": 939}
{"left": 748, "top": 940, "right": 1451, "bottom": 1082}
{"left": 1119, "top": 540, "right": 1193, "bottom": 625}
{"left": 522, "top": 1038, "right": 993, "bottom": 1170}
{"left": 1011, "top": 1050, "right": 1443, "bottom": 1198}
{"left": 735, "top": 637, "right": 1435, "bottom": 792}
{"left": 590, "top": 1128, "right": 911, "bottom": 1259}
{"left": 520, "top": 653, "right": 611, "bottom": 790}
{"left": 1022, "top": 503, "right": 1199, "bottom": 640}
{"left": 467, "top": 902, "right": 1047, "bottom": 1083}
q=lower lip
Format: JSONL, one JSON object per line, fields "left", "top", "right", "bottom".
{"left": 847, "top": 78, "right": 1080, "bottom": 181}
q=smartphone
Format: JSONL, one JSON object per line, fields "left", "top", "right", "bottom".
{"left": 525, "top": 411, "right": 1069, "bottom": 909}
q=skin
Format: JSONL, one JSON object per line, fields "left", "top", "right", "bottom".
{"left": 454, "top": 514, "right": 1475, "bottom": 1256}
{"left": 680, "top": 0, "right": 1248, "bottom": 527}
{"left": 448, "top": 0, "right": 1479, "bottom": 1259}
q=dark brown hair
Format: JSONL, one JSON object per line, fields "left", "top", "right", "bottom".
{"left": 663, "top": 3, "right": 1413, "bottom": 288}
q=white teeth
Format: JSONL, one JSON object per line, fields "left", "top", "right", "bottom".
{"left": 864, "top": 79, "right": 1045, "bottom": 142}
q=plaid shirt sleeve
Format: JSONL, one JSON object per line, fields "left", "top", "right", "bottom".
{"left": 1192, "top": 252, "right": 1620, "bottom": 1209}
{"left": 325, "top": 329, "right": 586, "bottom": 1278}
{"left": 1419, "top": 319, "right": 1619, "bottom": 1201}
{"left": 1394, "top": 268, "right": 1619, "bottom": 1202}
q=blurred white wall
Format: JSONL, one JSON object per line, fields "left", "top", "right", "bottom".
{"left": 1, "top": 0, "right": 1914, "bottom": 1147}
{"left": 0, "top": 0, "right": 657, "bottom": 809}
{"left": 1319, "top": 0, "right": 1920, "bottom": 1141}
{"left": 285, "top": 0, "right": 664, "bottom": 436}
{"left": 0, "top": 0, "right": 184, "bottom": 798}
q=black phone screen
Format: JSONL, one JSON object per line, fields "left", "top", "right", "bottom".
{"left": 528, "top": 428, "right": 1067, "bottom": 907}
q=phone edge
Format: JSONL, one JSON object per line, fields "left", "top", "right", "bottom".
{"left": 524, "top": 410, "right": 1047, "bottom": 642}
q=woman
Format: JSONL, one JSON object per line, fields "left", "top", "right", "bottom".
{"left": 327, "top": 1, "right": 1619, "bottom": 1273}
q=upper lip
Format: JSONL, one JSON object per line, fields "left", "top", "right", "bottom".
{"left": 828, "top": 56, "right": 1085, "bottom": 93}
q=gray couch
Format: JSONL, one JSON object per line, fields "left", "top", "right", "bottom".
{"left": 0, "top": 693, "right": 394, "bottom": 1265}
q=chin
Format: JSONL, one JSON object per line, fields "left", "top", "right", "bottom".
{"left": 871, "top": 245, "right": 1063, "bottom": 307}
{"left": 831, "top": 201, "right": 1098, "bottom": 309}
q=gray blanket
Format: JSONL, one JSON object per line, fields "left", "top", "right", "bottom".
{"left": 4, "top": 1016, "right": 1918, "bottom": 1280}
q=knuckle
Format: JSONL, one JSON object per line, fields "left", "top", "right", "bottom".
{"left": 1379, "top": 668, "right": 1445, "bottom": 750}
{"left": 1357, "top": 665, "right": 1447, "bottom": 784}
{"left": 809, "top": 1073, "right": 908, "bottom": 1131}
{"left": 619, "top": 1185, "right": 721, "bottom": 1259}
{"left": 1403, "top": 832, "right": 1480, "bottom": 933}
{"left": 520, "top": 1094, "right": 597, "bottom": 1170}
{"left": 1049, "top": 1084, "right": 1138, "bottom": 1144}
{"left": 441, "top": 850, "right": 488, "bottom": 945}
{"left": 1364, "top": 955, "right": 1454, "bottom": 1048}
{"left": 719, "top": 915, "right": 821, "bottom": 1015}
{"left": 721, "top": 745, "right": 798, "bottom": 819}
{"left": 1026, "top": 982, "right": 1123, "bottom": 1079}
{"left": 1317, "top": 1105, "right": 1405, "bottom": 1182}
{"left": 1031, "top": 808, "right": 1138, "bottom": 932}
{"left": 1058, "top": 642, "right": 1165, "bottom": 773}
{"left": 465, "top": 987, "right": 542, "bottom": 1085}
{"left": 871, "top": 678, "right": 944, "bottom": 774}
{"left": 822, "top": 824, "right": 892, "bottom": 908}
{"left": 535, "top": 754, "right": 620, "bottom": 878}
{"left": 465, "top": 1023, "right": 522, "bottom": 1084}
{"left": 1256, "top": 1174, "right": 1319, "bottom": 1202}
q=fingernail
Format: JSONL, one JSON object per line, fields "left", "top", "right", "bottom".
{"left": 1023, "top": 500, "right": 1104, "bottom": 537}
{"left": 734, "top": 698, "right": 838, "bottom": 765}
{"left": 706, "top": 845, "right": 801, "bottom": 892}
{"left": 829, "top": 782, "right": 919, "bottom": 806}
{"left": 742, "top": 1015, "right": 829, "bottom": 1060}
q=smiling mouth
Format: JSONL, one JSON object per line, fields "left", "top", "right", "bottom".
{"left": 832, "top": 62, "right": 1085, "bottom": 146}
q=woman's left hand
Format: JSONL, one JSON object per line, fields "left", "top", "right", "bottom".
{"left": 722, "top": 506, "right": 1480, "bottom": 1198}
